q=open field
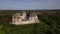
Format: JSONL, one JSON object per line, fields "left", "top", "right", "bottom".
{"left": 0, "top": 10, "right": 60, "bottom": 34}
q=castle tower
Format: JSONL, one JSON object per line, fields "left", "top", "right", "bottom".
{"left": 22, "top": 11, "right": 26, "bottom": 19}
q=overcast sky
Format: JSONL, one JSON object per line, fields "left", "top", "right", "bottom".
{"left": 0, "top": 0, "right": 60, "bottom": 10}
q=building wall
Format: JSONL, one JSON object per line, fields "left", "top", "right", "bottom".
{"left": 12, "top": 20, "right": 38, "bottom": 25}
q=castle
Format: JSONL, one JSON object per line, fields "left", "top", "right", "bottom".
{"left": 11, "top": 11, "right": 39, "bottom": 25}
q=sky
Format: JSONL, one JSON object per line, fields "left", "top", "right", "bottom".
{"left": 0, "top": 0, "right": 60, "bottom": 10}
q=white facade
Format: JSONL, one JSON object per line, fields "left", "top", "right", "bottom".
{"left": 11, "top": 11, "right": 40, "bottom": 25}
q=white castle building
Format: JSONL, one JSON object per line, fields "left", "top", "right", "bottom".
{"left": 11, "top": 11, "right": 40, "bottom": 25}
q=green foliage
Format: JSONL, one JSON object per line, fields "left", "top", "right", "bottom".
{"left": 0, "top": 25, "right": 5, "bottom": 34}
{"left": 0, "top": 11, "right": 60, "bottom": 34}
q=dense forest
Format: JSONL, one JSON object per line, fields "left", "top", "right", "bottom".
{"left": 0, "top": 10, "right": 60, "bottom": 34}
